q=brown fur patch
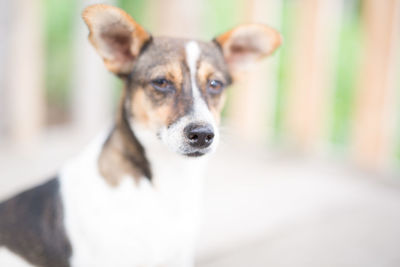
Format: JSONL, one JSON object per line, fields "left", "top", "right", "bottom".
{"left": 98, "top": 129, "right": 147, "bottom": 186}
{"left": 150, "top": 62, "right": 183, "bottom": 90}
{"left": 130, "top": 88, "right": 174, "bottom": 130}
{"left": 197, "top": 60, "right": 228, "bottom": 124}
{"left": 210, "top": 92, "right": 227, "bottom": 125}
{"left": 98, "top": 89, "right": 151, "bottom": 185}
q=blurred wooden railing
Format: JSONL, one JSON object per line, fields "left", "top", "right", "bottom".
{"left": 0, "top": 0, "right": 399, "bottom": 172}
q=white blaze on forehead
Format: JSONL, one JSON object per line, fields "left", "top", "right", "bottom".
{"left": 184, "top": 41, "right": 214, "bottom": 123}
{"left": 185, "top": 41, "right": 201, "bottom": 100}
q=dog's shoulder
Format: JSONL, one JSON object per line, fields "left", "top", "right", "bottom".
{"left": 0, "top": 177, "right": 72, "bottom": 267}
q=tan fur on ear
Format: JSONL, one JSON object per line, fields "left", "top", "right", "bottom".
{"left": 215, "top": 24, "right": 282, "bottom": 73}
{"left": 82, "top": 4, "right": 151, "bottom": 74}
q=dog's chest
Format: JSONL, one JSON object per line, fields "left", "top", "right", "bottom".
{"left": 59, "top": 138, "right": 205, "bottom": 266}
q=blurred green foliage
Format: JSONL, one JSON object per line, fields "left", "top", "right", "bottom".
{"left": 203, "top": 0, "right": 243, "bottom": 39}
{"left": 330, "top": 2, "right": 363, "bottom": 149}
{"left": 117, "top": 0, "right": 148, "bottom": 27}
{"left": 397, "top": 72, "right": 400, "bottom": 164}
{"left": 275, "top": 0, "right": 296, "bottom": 141}
{"left": 44, "top": 0, "right": 76, "bottom": 110}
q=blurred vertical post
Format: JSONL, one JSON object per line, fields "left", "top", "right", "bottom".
{"left": 71, "top": 0, "right": 115, "bottom": 137}
{"left": 351, "top": 0, "right": 400, "bottom": 169}
{"left": 7, "top": 0, "right": 45, "bottom": 146}
{"left": 228, "top": 0, "right": 282, "bottom": 144}
{"left": 149, "top": 0, "right": 202, "bottom": 38}
{"left": 285, "top": 0, "right": 343, "bottom": 151}
{"left": 0, "top": 0, "right": 9, "bottom": 137}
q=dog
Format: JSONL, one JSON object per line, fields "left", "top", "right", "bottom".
{"left": 0, "top": 4, "right": 281, "bottom": 267}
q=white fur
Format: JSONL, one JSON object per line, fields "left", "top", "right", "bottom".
{"left": 0, "top": 248, "right": 36, "bottom": 267}
{"left": 59, "top": 129, "right": 206, "bottom": 267}
{"left": 186, "top": 41, "right": 201, "bottom": 98}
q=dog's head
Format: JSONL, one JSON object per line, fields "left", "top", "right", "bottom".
{"left": 83, "top": 5, "right": 281, "bottom": 157}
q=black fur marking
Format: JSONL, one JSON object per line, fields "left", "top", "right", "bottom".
{"left": 212, "top": 38, "right": 222, "bottom": 51}
{"left": 138, "top": 35, "right": 153, "bottom": 55}
{"left": 120, "top": 106, "right": 152, "bottom": 180}
{"left": 0, "top": 178, "right": 72, "bottom": 267}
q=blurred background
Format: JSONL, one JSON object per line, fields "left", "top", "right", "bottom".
{"left": 0, "top": 0, "right": 399, "bottom": 266}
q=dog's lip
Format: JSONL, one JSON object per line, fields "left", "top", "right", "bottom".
{"left": 181, "top": 141, "right": 217, "bottom": 157}
{"left": 183, "top": 147, "right": 213, "bottom": 157}
{"left": 184, "top": 151, "right": 206, "bottom": 157}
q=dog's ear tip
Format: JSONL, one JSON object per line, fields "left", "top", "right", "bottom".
{"left": 81, "top": 4, "right": 101, "bottom": 23}
{"left": 83, "top": 3, "right": 114, "bottom": 12}
{"left": 81, "top": 4, "right": 120, "bottom": 22}
{"left": 82, "top": 4, "right": 102, "bottom": 16}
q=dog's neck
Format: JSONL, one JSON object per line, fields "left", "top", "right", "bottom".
{"left": 98, "top": 86, "right": 152, "bottom": 186}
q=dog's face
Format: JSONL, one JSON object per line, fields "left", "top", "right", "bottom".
{"left": 83, "top": 5, "right": 281, "bottom": 157}
{"left": 127, "top": 38, "right": 230, "bottom": 156}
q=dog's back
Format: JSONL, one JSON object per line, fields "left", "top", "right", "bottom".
{"left": 0, "top": 178, "right": 71, "bottom": 267}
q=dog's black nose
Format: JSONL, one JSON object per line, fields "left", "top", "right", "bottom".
{"left": 184, "top": 124, "right": 214, "bottom": 148}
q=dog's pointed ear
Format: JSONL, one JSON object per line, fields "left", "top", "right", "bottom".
{"left": 214, "top": 24, "right": 282, "bottom": 74}
{"left": 82, "top": 4, "right": 151, "bottom": 75}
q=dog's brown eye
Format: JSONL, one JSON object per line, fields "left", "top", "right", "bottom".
{"left": 207, "top": 80, "right": 224, "bottom": 94}
{"left": 151, "top": 78, "right": 175, "bottom": 93}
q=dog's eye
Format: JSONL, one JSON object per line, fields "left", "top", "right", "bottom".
{"left": 151, "top": 78, "right": 175, "bottom": 93}
{"left": 207, "top": 80, "right": 224, "bottom": 94}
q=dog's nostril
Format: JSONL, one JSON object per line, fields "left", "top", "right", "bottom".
{"left": 184, "top": 123, "right": 214, "bottom": 148}
{"left": 205, "top": 134, "right": 214, "bottom": 142}
{"left": 189, "top": 134, "right": 199, "bottom": 141}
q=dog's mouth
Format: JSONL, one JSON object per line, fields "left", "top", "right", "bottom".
{"left": 184, "top": 151, "right": 206, "bottom": 157}
{"left": 181, "top": 146, "right": 214, "bottom": 157}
